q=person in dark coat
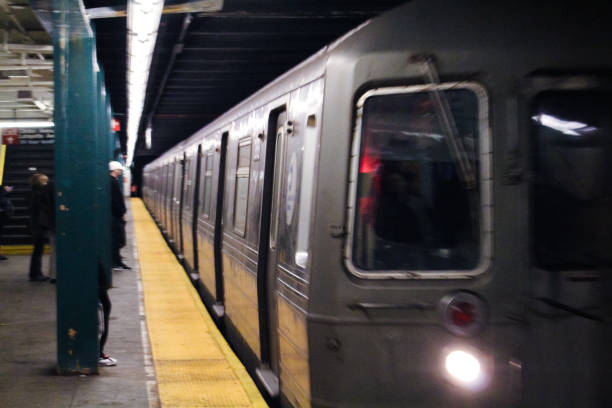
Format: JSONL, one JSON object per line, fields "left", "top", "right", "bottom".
{"left": 0, "top": 184, "right": 14, "bottom": 261}
{"left": 109, "top": 161, "right": 130, "bottom": 270}
{"left": 28, "top": 174, "right": 50, "bottom": 281}
{"left": 44, "top": 180, "right": 56, "bottom": 282}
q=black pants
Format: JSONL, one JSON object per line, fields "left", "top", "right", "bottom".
{"left": 0, "top": 214, "right": 6, "bottom": 245}
{"left": 29, "top": 231, "right": 46, "bottom": 279}
{"left": 111, "top": 217, "right": 125, "bottom": 266}
{"left": 98, "top": 288, "right": 111, "bottom": 357}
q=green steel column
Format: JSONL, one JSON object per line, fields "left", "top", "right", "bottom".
{"left": 96, "top": 69, "right": 112, "bottom": 286}
{"left": 53, "top": 0, "right": 108, "bottom": 374}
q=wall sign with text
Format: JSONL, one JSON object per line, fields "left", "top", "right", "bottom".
{"left": 1, "top": 128, "right": 55, "bottom": 145}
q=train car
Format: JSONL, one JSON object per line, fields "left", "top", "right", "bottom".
{"left": 142, "top": 1, "right": 610, "bottom": 406}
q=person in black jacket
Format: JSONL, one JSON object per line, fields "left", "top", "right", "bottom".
{"left": 0, "top": 184, "right": 14, "bottom": 261}
{"left": 28, "top": 174, "right": 50, "bottom": 281}
{"left": 45, "top": 180, "right": 56, "bottom": 283}
{"left": 109, "top": 161, "right": 130, "bottom": 270}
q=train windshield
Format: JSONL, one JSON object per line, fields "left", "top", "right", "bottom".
{"left": 352, "top": 88, "right": 483, "bottom": 272}
{"left": 532, "top": 91, "right": 612, "bottom": 269}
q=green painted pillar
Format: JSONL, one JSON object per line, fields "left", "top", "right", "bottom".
{"left": 96, "top": 69, "right": 112, "bottom": 286}
{"left": 53, "top": 0, "right": 111, "bottom": 374}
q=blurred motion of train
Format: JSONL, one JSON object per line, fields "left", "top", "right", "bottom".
{"left": 142, "top": 1, "right": 610, "bottom": 406}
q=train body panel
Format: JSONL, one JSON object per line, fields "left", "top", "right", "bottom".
{"left": 142, "top": 1, "right": 611, "bottom": 406}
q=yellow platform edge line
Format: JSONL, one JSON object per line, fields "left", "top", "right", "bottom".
{"left": 0, "top": 144, "right": 6, "bottom": 185}
{"left": 131, "top": 198, "right": 268, "bottom": 408}
{"left": 0, "top": 244, "right": 51, "bottom": 255}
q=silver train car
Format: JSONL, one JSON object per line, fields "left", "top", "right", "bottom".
{"left": 142, "top": 1, "right": 610, "bottom": 406}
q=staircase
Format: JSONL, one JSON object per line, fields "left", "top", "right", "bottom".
{"left": 2, "top": 144, "right": 54, "bottom": 246}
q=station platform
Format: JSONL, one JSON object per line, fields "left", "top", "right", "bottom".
{"left": 0, "top": 199, "right": 268, "bottom": 408}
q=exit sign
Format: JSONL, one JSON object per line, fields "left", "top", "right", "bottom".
{"left": 2, "top": 128, "right": 19, "bottom": 145}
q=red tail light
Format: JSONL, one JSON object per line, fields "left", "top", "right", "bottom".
{"left": 450, "top": 301, "right": 475, "bottom": 327}
{"left": 440, "top": 292, "right": 487, "bottom": 336}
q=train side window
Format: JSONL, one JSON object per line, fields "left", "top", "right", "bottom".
{"left": 347, "top": 83, "right": 492, "bottom": 278}
{"left": 198, "top": 151, "right": 213, "bottom": 219}
{"left": 167, "top": 163, "right": 174, "bottom": 201}
{"left": 203, "top": 152, "right": 214, "bottom": 217}
{"left": 233, "top": 139, "right": 252, "bottom": 236}
{"left": 532, "top": 91, "right": 612, "bottom": 269}
{"left": 294, "top": 113, "right": 319, "bottom": 269}
{"left": 183, "top": 156, "right": 192, "bottom": 211}
{"left": 173, "top": 160, "right": 182, "bottom": 201}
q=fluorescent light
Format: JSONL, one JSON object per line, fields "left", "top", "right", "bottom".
{"left": 126, "top": 0, "right": 164, "bottom": 166}
{"left": 145, "top": 125, "right": 152, "bottom": 150}
{"left": 532, "top": 113, "right": 597, "bottom": 136}
{"left": 0, "top": 121, "right": 54, "bottom": 128}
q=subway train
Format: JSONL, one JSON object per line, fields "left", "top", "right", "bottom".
{"left": 142, "top": 1, "right": 611, "bottom": 406}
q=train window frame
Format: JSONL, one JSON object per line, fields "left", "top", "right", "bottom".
{"left": 344, "top": 82, "right": 493, "bottom": 280}
{"left": 233, "top": 137, "right": 252, "bottom": 237}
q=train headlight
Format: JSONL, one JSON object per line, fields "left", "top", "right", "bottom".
{"left": 445, "top": 350, "right": 481, "bottom": 383}
{"left": 442, "top": 348, "right": 490, "bottom": 391}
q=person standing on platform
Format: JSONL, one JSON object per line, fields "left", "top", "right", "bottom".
{"left": 109, "top": 161, "right": 130, "bottom": 270}
{"left": 44, "top": 180, "right": 56, "bottom": 283}
{"left": 0, "top": 185, "right": 14, "bottom": 261}
{"left": 28, "top": 174, "right": 50, "bottom": 281}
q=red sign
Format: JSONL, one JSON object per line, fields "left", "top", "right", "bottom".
{"left": 111, "top": 118, "right": 120, "bottom": 132}
{"left": 2, "top": 128, "right": 19, "bottom": 145}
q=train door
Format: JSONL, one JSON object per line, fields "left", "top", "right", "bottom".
{"left": 255, "top": 108, "right": 287, "bottom": 397}
{"left": 164, "top": 162, "right": 173, "bottom": 234}
{"left": 191, "top": 146, "right": 202, "bottom": 274}
{"left": 181, "top": 151, "right": 197, "bottom": 270}
{"left": 523, "top": 88, "right": 610, "bottom": 407}
{"left": 213, "top": 132, "right": 229, "bottom": 314}
{"left": 173, "top": 157, "right": 185, "bottom": 252}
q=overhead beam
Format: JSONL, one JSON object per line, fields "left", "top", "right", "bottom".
{"left": 0, "top": 80, "right": 53, "bottom": 86}
{"left": 0, "top": 86, "right": 54, "bottom": 91}
{"left": 0, "top": 65, "right": 52, "bottom": 71}
{"left": 0, "top": 58, "right": 53, "bottom": 66}
{"left": 2, "top": 44, "right": 54, "bottom": 54}
{"left": 87, "top": 0, "right": 223, "bottom": 19}
{"left": 0, "top": 0, "right": 31, "bottom": 41}
{"left": 194, "top": 10, "right": 374, "bottom": 19}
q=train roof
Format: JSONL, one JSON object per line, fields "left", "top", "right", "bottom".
{"left": 146, "top": 0, "right": 612, "bottom": 169}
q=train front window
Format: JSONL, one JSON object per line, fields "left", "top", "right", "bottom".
{"left": 532, "top": 91, "right": 612, "bottom": 269}
{"left": 351, "top": 86, "right": 487, "bottom": 273}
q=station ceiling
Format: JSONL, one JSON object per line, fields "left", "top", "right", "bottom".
{"left": 0, "top": 0, "right": 53, "bottom": 121}
{"left": 82, "top": 0, "right": 406, "bottom": 169}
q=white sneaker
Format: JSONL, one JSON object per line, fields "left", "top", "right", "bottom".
{"left": 98, "top": 354, "right": 118, "bottom": 366}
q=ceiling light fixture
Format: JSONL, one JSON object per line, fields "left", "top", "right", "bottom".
{"left": 126, "top": 0, "right": 164, "bottom": 166}
{"left": 0, "top": 121, "right": 54, "bottom": 128}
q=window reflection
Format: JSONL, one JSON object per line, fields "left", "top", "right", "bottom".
{"left": 353, "top": 89, "right": 481, "bottom": 271}
{"left": 533, "top": 91, "right": 612, "bottom": 269}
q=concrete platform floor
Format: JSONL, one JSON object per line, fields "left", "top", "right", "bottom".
{"left": 0, "top": 202, "right": 160, "bottom": 407}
